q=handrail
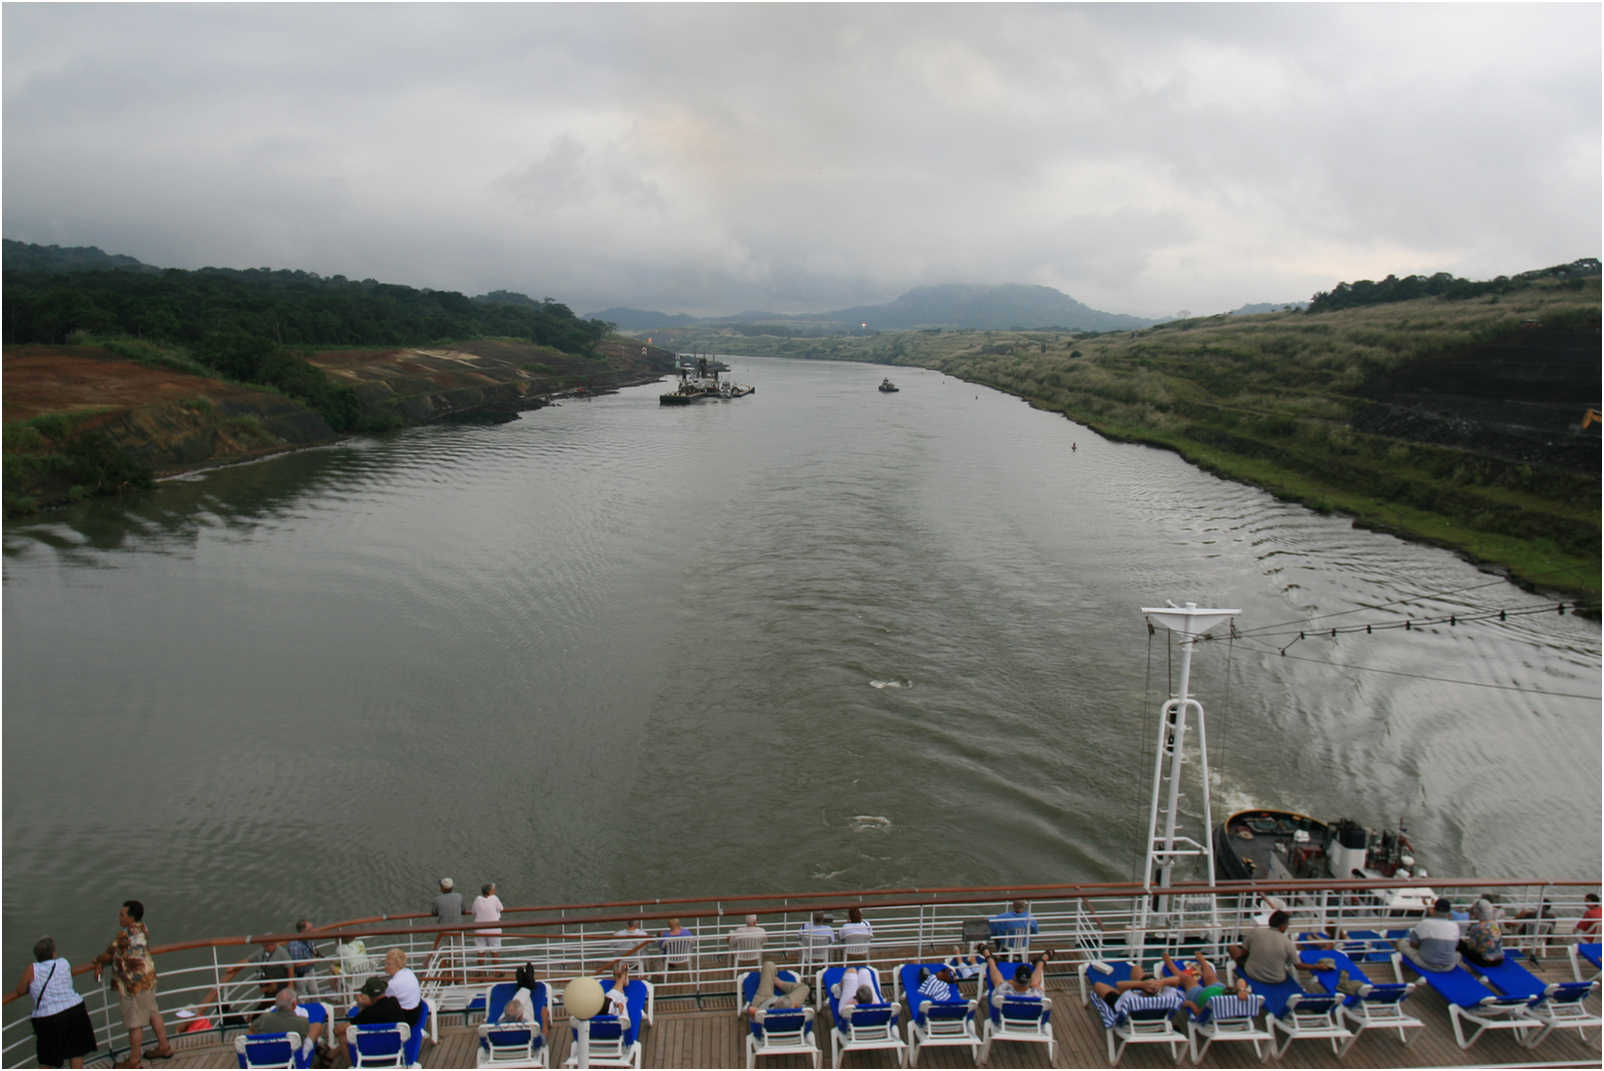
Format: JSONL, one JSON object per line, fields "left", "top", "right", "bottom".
{"left": 6, "top": 873, "right": 1593, "bottom": 1007}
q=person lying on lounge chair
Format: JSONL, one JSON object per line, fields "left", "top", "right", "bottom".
{"left": 983, "top": 947, "right": 1055, "bottom": 998}
{"left": 1087, "top": 962, "right": 1183, "bottom": 1019}
{"left": 1161, "top": 953, "right": 1249, "bottom": 1014}
{"left": 744, "top": 960, "right": 809, "bottom": 1017}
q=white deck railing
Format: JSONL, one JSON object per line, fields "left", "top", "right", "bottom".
{"left": 2, "top": 878, "right": 1595, "bottom": 1067}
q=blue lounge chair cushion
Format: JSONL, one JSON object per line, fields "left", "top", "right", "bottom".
{"left": 1087, "top": 960, "right": 1182, "bottom": 1030}
{"left": 1403, "top": 959, "right": 1512, "bottom": 1009}
{"left": 1243, "top": 975, "right": 1303, "bottom": 1018}
{"left": 742, "top": 968, "right": 800, "bottom": 1008}
{"left": 1474, "top": 951, "right": 1547, "bottom": 1001}
{"left": 1193, "top": 992, "right": 1261, "bottom": 1024}
{"left": 821, "top": 966, "right": 885, "bottom": 1025}
{"left": 1297, "top": 946, "right": 1416, "bottom": 1009}
{"left": 349, "top": 1022, "right": 410, "bottom": 1065}
{"left": 594, "top": 979, "right": 648, "bottom": 1046}
{"left": 1578, "top": 943, "right": 1602, "bottom": 969}
{"left": 1343, "top": 929, "right": 1410, "bottom": 963}
{"left": 749, "top": 1006, "right": 813, "bottom": 1041}
{"left": 895, "top": 963, "right": 968, "bottom": 1024}
{"left": 236, "top": 1031, "right": 308, "bottom": 1070}
{"left": 484, "top": 981, "right": 548, "bottom": 1025}
{"left": 481, "top": 1025, "right": 541, "bottom": 1053}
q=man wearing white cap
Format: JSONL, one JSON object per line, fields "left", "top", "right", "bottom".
{"left": 433, "top": 878, "right": 465, "bottom": 948}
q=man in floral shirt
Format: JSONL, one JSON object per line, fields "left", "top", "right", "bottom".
{"left": 92, "top": 900, "right": 172, "bottom": 1067}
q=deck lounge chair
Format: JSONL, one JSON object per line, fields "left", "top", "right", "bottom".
{"left": 1184, "top": 990, "right": 1269, "bottom": 1063}
{"left": 1571, "top": 942, "right": 1601, "bottom": 983}
{"left": 234, "top": 1031, "right": 306, "bottom": 1069}
{"left": 894, "top": 963, "right": 979, "bottom": 1066}
{"left": 562, "top": 978, "right": 653, "bottom": 1069}
{"left": 1240, "top": 973, "right": 1351, "bottom": 1057}
{"left": 475, "top": 981, "right": 549, "bottom": 1067}
{"left": 739, "top": 968, "right": 805, "bottom": 1018}
{"left": 1296, "top": 945, "right": 1422, "bottom": 1052}
{"left": 1080, "top": 961, "right": 1184, "bottom": 1066}
{"left": 1473, "top": 950, "right": 1600, "bottom": 1048}
{"left": 979, "top": 967, "right": 1054, "bottom": 1064}
{"left": 746, "top": 1006, "right": 820, "bottom": 1069}
{"left": 1393, "top": 951, "right": 1538, "bottom": 1050}
{"left": 347, "top": 1022, "right": 416, "bottom": 1068}
{"left": 819, "top": 966, "right": 905, "bottom": 1068}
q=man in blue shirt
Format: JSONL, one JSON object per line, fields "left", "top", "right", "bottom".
{"left": 987, "top": 901, "right": 1039, "bottom": 957}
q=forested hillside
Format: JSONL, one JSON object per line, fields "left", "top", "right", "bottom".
{"left": 1, "top": 243, "right": 657, "bottom": 515}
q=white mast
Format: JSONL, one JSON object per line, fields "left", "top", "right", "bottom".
{"left": 1138, "top": 602, "right": 1238, "bottom": 925}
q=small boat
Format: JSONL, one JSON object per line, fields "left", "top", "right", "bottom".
{"left": 1214, "top": 809, "right": 1434, "bottom": 913}
{"left": 878, "top": 378, "right": 898, "bottom": 393}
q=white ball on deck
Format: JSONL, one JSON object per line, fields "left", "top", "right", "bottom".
{"left": 564, "top": 976, "right": 606, "bottom": 1019}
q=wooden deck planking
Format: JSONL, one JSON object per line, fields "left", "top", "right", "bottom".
{"left": 94, "top": 962, "right": 1602, "bottom": 1069}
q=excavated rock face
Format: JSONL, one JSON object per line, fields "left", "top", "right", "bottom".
{"left": 1352, "top": 323, "right": 1601, "bottom": 473}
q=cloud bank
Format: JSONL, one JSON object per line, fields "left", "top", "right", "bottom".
{"left": 4, "top": 4, "right": 1598, "bottom": 318}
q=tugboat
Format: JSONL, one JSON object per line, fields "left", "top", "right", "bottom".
{"left": 878, "top": 377, "right": 899, "bottom": 393}
{"left": 1214, "top": 809, "right": 1433, "bottom": 913}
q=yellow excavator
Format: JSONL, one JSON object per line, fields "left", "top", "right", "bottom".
{"left": 1584, "top": 408, "right": 1602, "bottom": 429}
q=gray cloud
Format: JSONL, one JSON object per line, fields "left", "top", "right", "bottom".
{"left": 4, "top": 3, "right": 1597, "bottom": 318}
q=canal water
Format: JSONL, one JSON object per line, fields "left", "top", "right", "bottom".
{"left": 4, "top": 356, "right": 1599, "bottom": 970}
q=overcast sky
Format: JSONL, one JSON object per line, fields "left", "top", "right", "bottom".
{"left": 4, "top": 4, "right": 1599, "bottom": 319}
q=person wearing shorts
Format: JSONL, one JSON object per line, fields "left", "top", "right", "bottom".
{"left": 471, "top": 882, "right": 505, "bottom": 967}
{"left": 1162, "top": 952, "right": 1246, "bottom": 1014}
{"left": 91, "top": 900, "right": 172, "bottom": 1068}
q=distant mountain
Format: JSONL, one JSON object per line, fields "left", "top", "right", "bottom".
{"left": 1229, "top": 300, "right": 1307, "bottom": 315}
{"left": 586, "top": 306, "right": 702, "bottom": 330}
{"left": 3, "top": 239, "right": 159, "bottom": 274}
{"left": 811, "top": 284, "right": 1154, "bottom": 332}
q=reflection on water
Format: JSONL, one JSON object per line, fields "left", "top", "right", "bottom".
{"left": 4, "top": 357, "right": 1599, "bottom": 973}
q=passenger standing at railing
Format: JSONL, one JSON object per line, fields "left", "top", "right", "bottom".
{"left": 470, "top": 883, "right": 505, "bottom": 968}
{"left": 286, "top": 921, "right": 323, "bottom": 992}
{"left": 432, "top": 877, "right": 465, "bottom": 949}
{"left": 12, "top": 936, "right": 96, "bottom": 1069}
{"left": 90, "top": 899, "right": 173, "bottom": 1068}
{"left": 1576, "top": 893, "right": 1601, "bottom": 936}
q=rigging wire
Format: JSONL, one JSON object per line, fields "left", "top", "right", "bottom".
{"left": 1232, "top": 636, "right": 1602, "bottom": 701}
{"left": 1247, "top": 601, "right": 1586, "bottom": 650}
{"left": 1231, "top": 577, "right": 1524, "bottom": 638}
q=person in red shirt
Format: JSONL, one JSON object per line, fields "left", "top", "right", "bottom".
{"left": 1575, "top": 893, "right": 1601, "bottom": 935}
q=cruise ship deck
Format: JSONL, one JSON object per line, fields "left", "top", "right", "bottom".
{"left": 130, "top": 961, "right": 1602, "bottom": 1069}
{"left": 7, "top": 878, "right": 1599, "bottom": 1069}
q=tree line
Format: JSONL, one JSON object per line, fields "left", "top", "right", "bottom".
{"left": 1309, "top": 258, "right": 1600, "bottom": 313}
{"left": 2, "top": 250, "right": 616, "bottom": 434}
{"left": 2, "top": 263, "right": 612, "bottom": 353}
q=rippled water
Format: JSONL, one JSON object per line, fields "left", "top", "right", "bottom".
{"left": 4, "top": 356, "right": 1599, "bottom": 969}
